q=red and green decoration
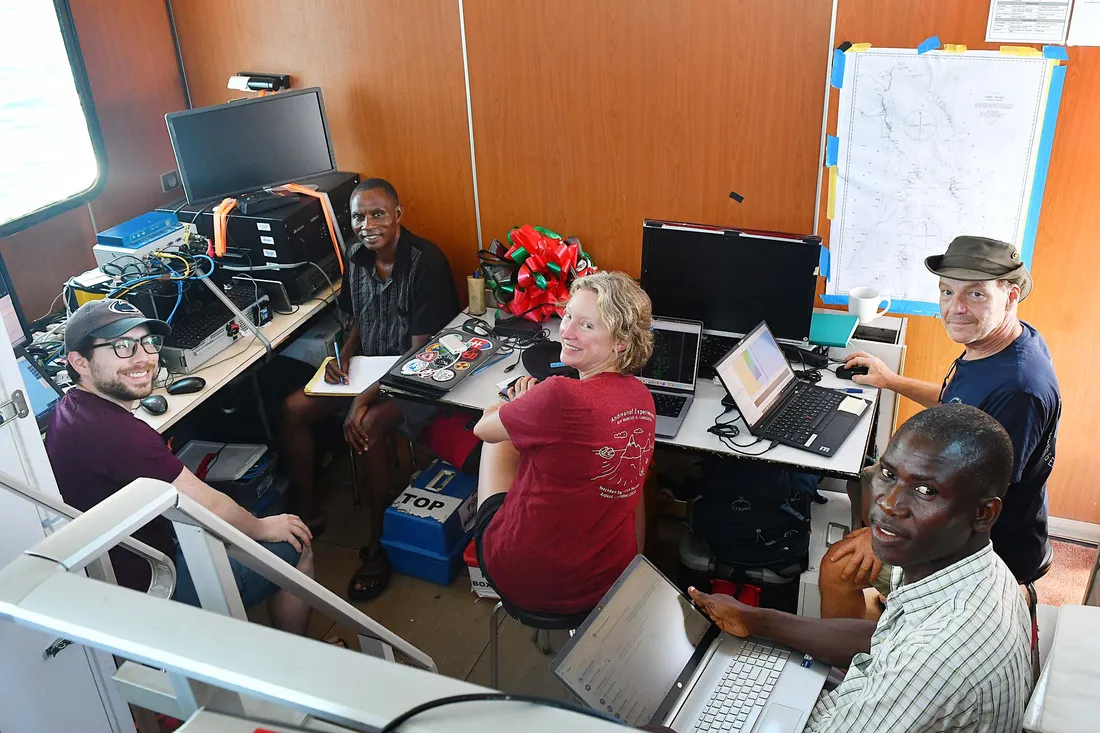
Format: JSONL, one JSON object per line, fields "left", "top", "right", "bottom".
{"left": 478, "top": 224, "right": 598, "bottom": 322}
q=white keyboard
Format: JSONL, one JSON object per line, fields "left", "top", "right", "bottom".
{"left": 691, "top": 640, "right": 790, "bottom": 732}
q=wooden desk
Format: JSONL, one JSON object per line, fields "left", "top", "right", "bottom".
{"left": 137, "top": 287, "right": 339, "bottom": 434}
{"left": 383, "top": 314, "right": 878, "bottom": 479}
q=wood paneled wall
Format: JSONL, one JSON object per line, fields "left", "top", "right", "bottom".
{"left": 463, "top": 0, "right": 834, "bottom": 273}
{"left": 827, "top": 0, "right": 1100, "bottom": 522}
{"left": 11, "top": 0, "right": 1097, "bottom": 521}
{"left": 169, "top": 0, "right": 479, "bottom": 292}
{"left": 0, "top": 0, "right": 187, "bottom": 319}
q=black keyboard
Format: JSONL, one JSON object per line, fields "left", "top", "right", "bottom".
{"left": 765, "top": 384, "right": 845, "bottom": 445}
{"left": 652, "top": 391, "right": 688, "bottom": 418}
{"left": 164, "top": 289, "right": 262, "bottom": 350}
{"left": 699, "top": 334, "right": 739, "bottom": 379}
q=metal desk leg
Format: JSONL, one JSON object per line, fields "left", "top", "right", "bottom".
{"left": 249, "top": 373, "right": 274, "bottom": 444}
{"left": 1085, "top": 544, "right": 1100, "bottom": 606}
{"left": 349, "top": 446, "right": 361, "bottom": 508}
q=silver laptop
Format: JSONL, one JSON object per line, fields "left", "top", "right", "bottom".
{"left": 551, "top": 556, "right": 828, "bottom": 732}
{"left": 639, "top": 317, "right": 703, "bottom": 438}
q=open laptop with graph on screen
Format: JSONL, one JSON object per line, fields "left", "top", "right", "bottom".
{"left": 551, "top": 555, "right": 828, "bottom": 732}
{"left": 714, "top": 321, "right": 869, "bottom": 456}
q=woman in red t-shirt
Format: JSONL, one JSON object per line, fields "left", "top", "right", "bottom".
{"left": 472, "top": 272, "right": 657, "bottom": 614}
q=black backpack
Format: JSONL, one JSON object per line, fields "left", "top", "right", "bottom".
{"left": 688, "top": 459, "right": 812, "bottom": 572}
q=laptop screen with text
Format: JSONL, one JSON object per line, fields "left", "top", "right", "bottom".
{"left": 551, "top": 557, "right": 713, "bottom": 726}
{"left": 639, "top": 319, "right": 701, "bottom": 391}
{"left": 715, "top": 322, "right": 795, "bottom": 427}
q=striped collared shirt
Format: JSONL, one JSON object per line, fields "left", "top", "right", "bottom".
{"left": 806, "top": 543, "right": 1032, "bottom": 733}
{"left": 337, "top": 227, "right": 458, "bottom": 356}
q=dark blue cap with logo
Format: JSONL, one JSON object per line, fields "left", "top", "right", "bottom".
{"left": 64, "top": 299, "right": 171, "bottom": 353}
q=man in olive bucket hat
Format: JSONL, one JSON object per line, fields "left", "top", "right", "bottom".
{"left": 821, "top": 236, "right": 1061, "bottom": 621}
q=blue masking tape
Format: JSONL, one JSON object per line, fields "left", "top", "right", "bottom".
{"left": 1020, "top": 63, "right": 1066, "bottom": 266}
{"left": 1043, "top": 45, "right": 1069, "bottom": 60}
{"left": 826, "top": 135, "right": 839, "bottom": 167}
{"left": 820, "top": 295, "right": 941, "bottom": 317}
{"left": 917, "top": 36, "right": 941, "bottom": 54}
{"left": 818, "top": 247, "right": 831, "bottom": 280}
{"left": 831, "top": 49, "right": 846, "bottom": 89}
{"left": 891, "top": 299, "right": 942, "bottom": 317}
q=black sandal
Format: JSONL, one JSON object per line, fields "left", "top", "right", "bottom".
{"left": 347, "top": 546, "right": 391, "bottom": 602}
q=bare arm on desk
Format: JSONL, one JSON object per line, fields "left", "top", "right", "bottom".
{"left": 473, "top": 377, "right": 537, "bottom": 443}
{"left": 844, "top": 352, "right": 941, "bottom": 408}
{"left": 689, "top": 587, "right": 875, "bottom": 668}
{"left": 173, "top": 468, "right": 312, "bottom": 551}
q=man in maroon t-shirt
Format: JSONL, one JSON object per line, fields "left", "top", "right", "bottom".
{"left": 471, "top": 273, "right": 657, "bottom": 614}
{"left": 46, "top": 300, "right": 315, "bottom": 633}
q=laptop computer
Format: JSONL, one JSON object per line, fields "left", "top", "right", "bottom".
{"left": 551, "top": 555, "right": 828, "bottom": 732}
{"left": 15, "top": 349, "right": 66, "bottom": 435}
{"left": 638, "top": 317, "right": 703, "bottom": 438}
{"left": 713, "top": 321, "right": 869, "bottom": 456}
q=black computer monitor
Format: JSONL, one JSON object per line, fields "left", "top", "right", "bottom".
{"left": 0, "top": 253, "right": 29, "bottom": 350}
{"left": 165, "top": 87, "right": 338, "bottom": 205}
{"left": 640, "top": 220, "right": 821, "bottom": 343}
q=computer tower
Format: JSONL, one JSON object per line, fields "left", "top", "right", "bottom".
{"left": 159, "top": 171, "right": 358, "bottom": 303}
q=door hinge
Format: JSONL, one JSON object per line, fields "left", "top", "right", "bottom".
{"left": 43, "top": 637, "right": 74, "bottom": 659}
{"left": 0, "top": 390, "right": 29, "bottom": 429}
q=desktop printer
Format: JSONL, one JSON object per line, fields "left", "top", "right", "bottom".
{"left": 158, "top": 171, "right": 358, "bottom": 303}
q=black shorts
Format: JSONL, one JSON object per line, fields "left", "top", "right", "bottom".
{"left": 472, "top": 493, "right": 507, "bottom": 597}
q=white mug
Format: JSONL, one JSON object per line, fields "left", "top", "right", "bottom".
{"left": 848, "top": 286, "right": 891, "bottom": 324}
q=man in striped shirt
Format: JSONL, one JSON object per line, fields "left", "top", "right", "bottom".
{"left": 281, "top": 178, "right": 459, "bottom": 601}
{"left": 690, "top": 403, "right": 1032, "bottom": 732}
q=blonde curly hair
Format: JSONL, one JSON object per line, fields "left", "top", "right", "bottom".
{"left": 569, "top": 271, "right": 654, "bottom": 375}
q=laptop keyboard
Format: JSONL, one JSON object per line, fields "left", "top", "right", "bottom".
{"left": 653, "top": 392, "right": 688, "bottom": 418}
{"left": 766, "top": 385, "right": 845, "bottom": 445}
{"left": 691, "top": 641, "right": 790, "bottom": 732}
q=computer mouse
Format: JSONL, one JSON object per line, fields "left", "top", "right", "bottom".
{"left": 836, "top": 364, "right": 870, "bottom": 380}
{"left": 139, "top": 395, "right": 168, "bottom": 415}
{"left": 166, "top": 376, "right": 207, "bottom": 395}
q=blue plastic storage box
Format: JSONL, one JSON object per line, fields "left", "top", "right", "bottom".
{"left": 381, "top": 459, "right": 478, "bottom": 585}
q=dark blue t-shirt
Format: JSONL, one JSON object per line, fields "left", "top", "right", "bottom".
{"left": 941, "top": 322, "right": 1060, "bottom": 582}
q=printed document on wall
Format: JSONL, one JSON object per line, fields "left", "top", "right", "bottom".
{"left": 1068, "top": 0, "right": 1100, "bottom": 44}
{"left": 829, "top": 51, "right": 1052, "bottom": 309}
{"left": 986, "top": 0, "right": 1074, "bottom": 43}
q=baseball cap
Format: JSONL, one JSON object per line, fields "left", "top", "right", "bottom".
{"left": 924, "top": 235, "right": 1033, "bottom": 301}
{"left": 64, "top": 299, "right": 172, "bottom": 353}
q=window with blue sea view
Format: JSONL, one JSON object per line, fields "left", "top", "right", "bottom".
{"left": 0, "top": 0, "right": 101, "bottom": 232}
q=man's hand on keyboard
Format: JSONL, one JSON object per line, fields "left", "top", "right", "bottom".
{"left": 689, "top": 587, "right": 753, "bottom": 638}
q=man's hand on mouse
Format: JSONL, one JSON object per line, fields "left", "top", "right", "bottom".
{"left": 844, "top": 351, "right": 898, "bottom": 390}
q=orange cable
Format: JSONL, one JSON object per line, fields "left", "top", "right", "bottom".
{"left": 282, "top": 182, "right": 344, "bottom": 274}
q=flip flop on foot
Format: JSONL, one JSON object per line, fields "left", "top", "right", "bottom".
{"left": 347, "top": 546, "right": 391, "bottom": 602}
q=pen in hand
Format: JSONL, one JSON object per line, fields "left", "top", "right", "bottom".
{"left": 334, "top": 336, "right": 347, "bottom": 384}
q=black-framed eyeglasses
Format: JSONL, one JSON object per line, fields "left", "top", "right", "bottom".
{"left": 89, "top": 334, "right": 164, "bottom": 359}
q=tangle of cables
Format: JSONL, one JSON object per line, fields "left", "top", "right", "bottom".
{"left": 84, "top": 246, "right": 216, "bottom": 327}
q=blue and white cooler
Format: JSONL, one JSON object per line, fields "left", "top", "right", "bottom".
{"left": 381, "top": 459, "right": 478, "bottom": 585}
